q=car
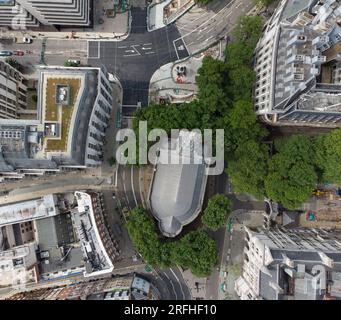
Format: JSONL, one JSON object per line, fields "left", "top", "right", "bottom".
{"left": 23, "top": 37, "right": 33, "bottom": 44}
{"left": 13, "top": 50, "right": 24, "bottom": 56}
{"left": 0, "top": 50, "right": 13, "bottom": 56}
{"left": 67, "top": 59, "right": 80, "bottom": 65}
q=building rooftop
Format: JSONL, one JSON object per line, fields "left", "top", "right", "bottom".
{"left": 149, "top": 131, "right": 208, "bottom": 237}
{"left": 254, "top": 0, "right": 341, "bottom": 125}
{"left": 0, "top": 194, "right": 58, "bottom": 227}
{"left": 72, "top": 191, "right": 114, "bottom": 277}
{"left": 44, "top": 78, "right": 79, "bottom": 152}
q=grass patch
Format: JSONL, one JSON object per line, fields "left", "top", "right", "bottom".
{"left": 45, "top": 78, "right": 80, "bottom": 152}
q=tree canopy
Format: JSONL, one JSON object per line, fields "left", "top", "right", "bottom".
{"left": 314, "top": 129, "right": 341, "bottom": 185}
{"left": 227, "top": 140, "right": 269, "bottom": 199}
{"left": 126, "top": 207, "right": 218, "bottom": 277}
{"left": 265, "top": 135, "right": 318, "bottom": 210}
{"left": 202, "top": 194, "right": 232, "bottom": 230}
{"left": 125, "top": 207, "right": 172, "bottom": 268}
{"left": 173, "top": 230, "right": 218, "bottom": 277}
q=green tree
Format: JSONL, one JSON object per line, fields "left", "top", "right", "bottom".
{"left": 202, "top": 194, "right": 232, "bottom": 230}
{"left": 194, "top": 0, "right": 214, "bottom": 5}
{"left": 64, "top": 60, "right": 79, "bottom": 67}
{"left": 196, "top": 56, "right": 230, "bottom": 112}
{"left": 173, "top": 230, "right": 218, "bottom": 277}
{"left": 253, "top": 0, "right": 275, "bottom": 8}
{"left": 232, "top": 15, "right": 264, "bottom": 48}
{"left": 126, "top": 208, "right": 218, "bottom": 275}
{"left": 314, "top": 129, "right": 341, "bottom": 184}
{"left": 265, "top": 135, "right": 318, "bottom": 209}
{"left": 5, "top": 58, "right": 21, "bottom": 71}
{"left": 126, "top": 207, "right": 172, "bottom": 268}
{"left": 227, "top": 140, "right": 269, "bottom": 199}
{"left": 228, "top": 100, "right": 267, "bottom": 148}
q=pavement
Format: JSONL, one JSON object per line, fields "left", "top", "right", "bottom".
{"left": 203, "top": 172, "right": 266, "bottom": 300}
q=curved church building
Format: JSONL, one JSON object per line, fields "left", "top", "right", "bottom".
{"left": 148, "top": 131, "right": 208, "bottom": 237}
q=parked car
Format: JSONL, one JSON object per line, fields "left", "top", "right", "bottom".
{"left": 0, "top": 50, "right": 13, "bottom": 56}
{"left": 67, "top": 59, "right": 80, "bottom": 66}
{"left": 13, "top": 50, "right": 24, "bottom": 56}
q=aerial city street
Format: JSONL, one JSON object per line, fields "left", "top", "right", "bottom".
{"left": 0, "top": 0, "right": 341, "bottom": 306}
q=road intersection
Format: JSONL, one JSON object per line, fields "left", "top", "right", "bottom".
{"left": 87, "top": 7, "right": 189, "bottom": 112}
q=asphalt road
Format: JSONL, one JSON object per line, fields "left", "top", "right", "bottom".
{"left": 0, "top": 38, "right": 87, "bottom": 73}
{"left": 87, "top": 7, "right": 189, "bottom": 112}
{"left": 155, "top": 267, "right": 192, "bottom": 300}
{"left": 175, "top": 0, "right": 254, "bottom": 54}
{"left": 116, "top": 164, "right": 142, "bottom": 211}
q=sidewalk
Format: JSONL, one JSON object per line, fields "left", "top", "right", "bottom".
{"left": 148, "top": 41, "right": 223, "bottom": 104}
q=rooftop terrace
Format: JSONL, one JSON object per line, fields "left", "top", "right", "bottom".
{"left": 43, "top": 77, "right": 81, "bottom": 152}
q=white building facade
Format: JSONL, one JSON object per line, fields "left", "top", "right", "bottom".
{"left": 254, "top": 0, "right": 341, "bottom": 126}
{"left": 235, "top": 226, "right": 341, "bottom": 300}
{"left": 0, "top": 0, "right": 92, "bottom": 28}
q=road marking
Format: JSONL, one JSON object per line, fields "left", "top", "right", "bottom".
{"left": 122, "top": 169, "right": 131, "bottom": 210}
{"left": 123, "top": 45, "right": 141, "bottom": 57}
{"left": 145, "top": 51, "right": 155, "bottom": 55}
{"left": 170, "top": 268, "right": 186, "bottom": 300}
{"left": 173, "top": 39, "right": 180, "bottom": 60}
{"left": 118, "top": 45, "right": 127, "bottom": 49}
{"left": 131, "top": 166, "right": 138, "bottom": 207}
{"left": 87, "top": 40, "right": 100, "bottom": 59}
{"left": 143, "top": 43, "right": 152, "bottom": 46}
{"left": 163, "top": 272, "right": 178, "bottom": 300}
{"left": 178, "top": 0, "right": 237, "bottom": 39}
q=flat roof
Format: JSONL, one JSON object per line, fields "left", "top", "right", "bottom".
{"left": 73, "top": 192, "right": 114, "bottom": 277}
{"left": 0, "top": 194, "right": 58, "bottom": 227}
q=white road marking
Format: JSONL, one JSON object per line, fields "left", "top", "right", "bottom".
{"left": 145, "top": 51, "right": 155, "bottom": 55}
{"left": 118, "top": 45, "right": 127, "bottom": 49}
{"left": 178, "top": 0, "right": 237, "bottom": 39}
{"left": 131, "top": 166, "right": 138, "bottom": 207}
{"left": 143, "top": 43, "right": 152, "bottom": 46}
{"left": 170, "top": 268, "right": 185, "bottom": 300}
{"left": 87, "top": 40, "right": 100, "bottom": 59}
{"left": 163, "top": 272, "right": 178, "bottom": 300}
{"left": 122, "top": 169, "right": 131, "bottom": 210}
{"left": 123, "top": 45, "right": 141, "bottom": 57}
{"left": 173, "top": 39, "right": 180, "bottom": 60}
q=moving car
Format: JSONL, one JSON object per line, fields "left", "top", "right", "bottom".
{"left": 13, "top": 50, "right": 24, "bottom": 56}
{"left": 14, "top": 37, "right": 33, "bottom": 44}
{"left": 0, "top": 50, "right": 13, "bottom": 56}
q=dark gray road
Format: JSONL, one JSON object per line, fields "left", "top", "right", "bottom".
{"left": 87, "top": 7, "right": 189, "bottom": 114}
